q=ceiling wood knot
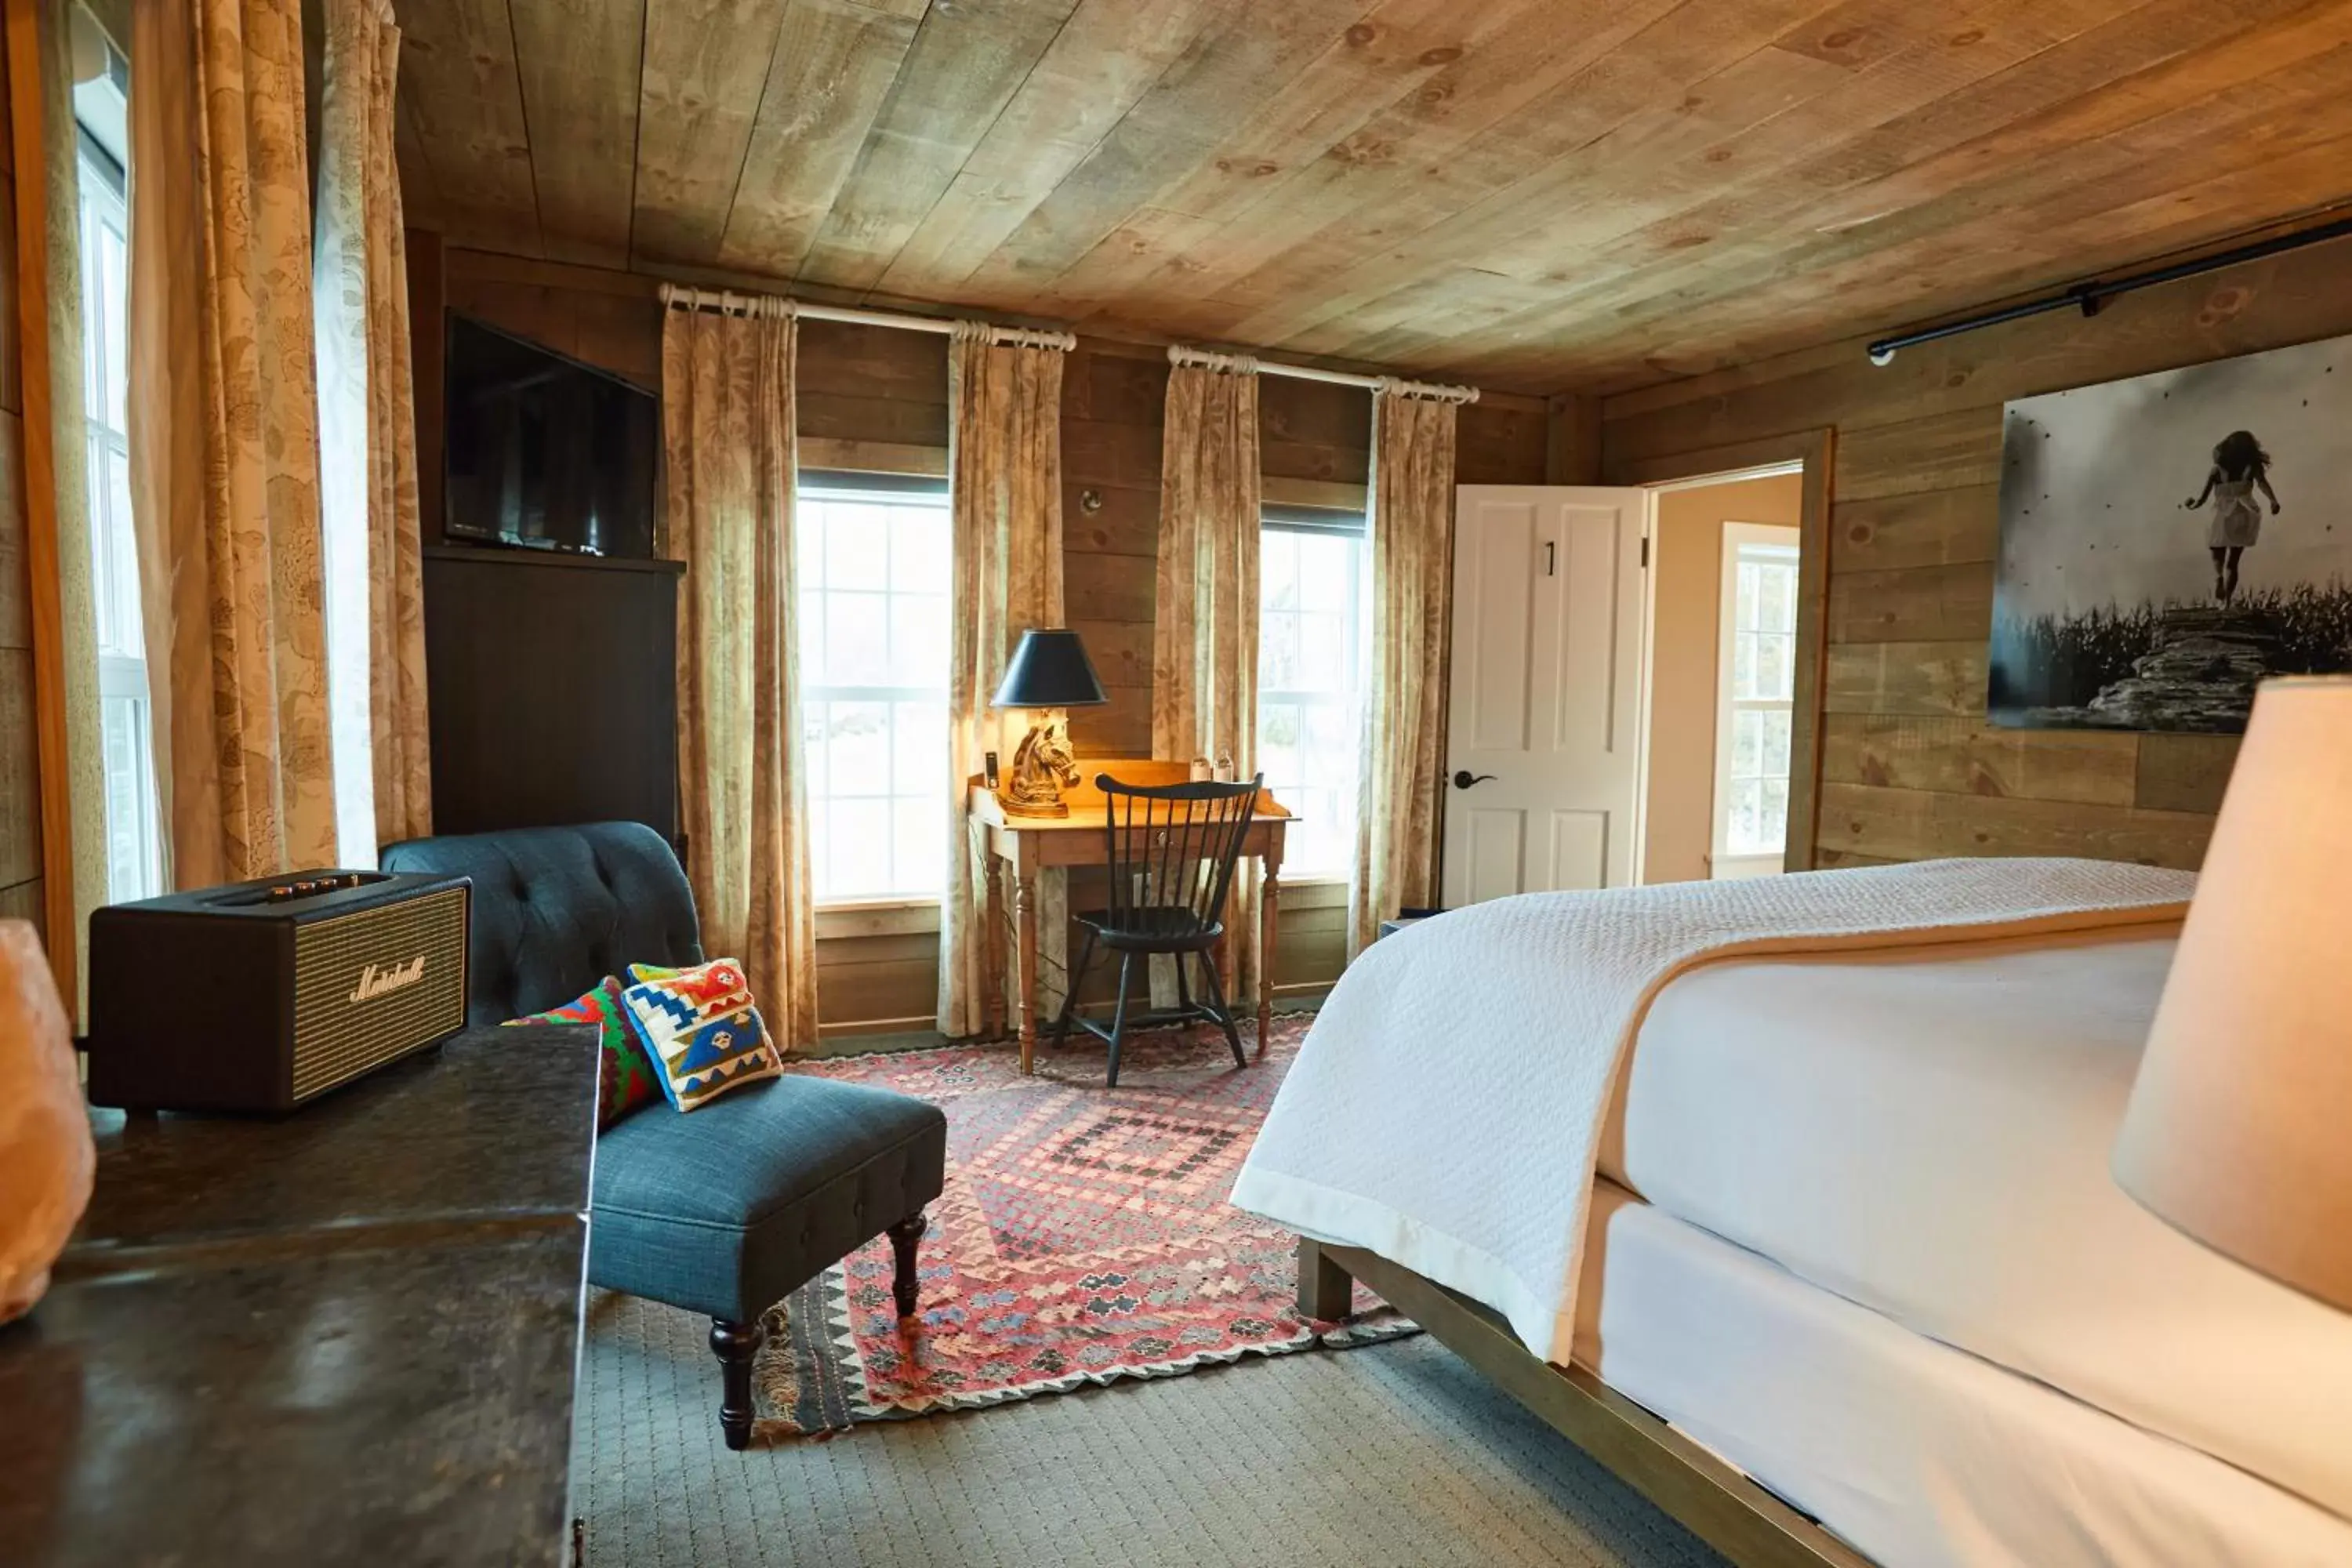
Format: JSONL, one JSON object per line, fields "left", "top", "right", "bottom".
{"left": 1418, "top": 45, "right": 1461, "bottom": 67}
{"left": 2199, "top": 286, "right": 2252, "bottom": 325}
{"left": 1345, "top": 23, "right": 1377, "bottom": 45}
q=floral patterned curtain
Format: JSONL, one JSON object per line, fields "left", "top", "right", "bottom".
{"left": 128, "top": 0, "right": 338, "bottom": 886}
{"left": 940, "top": 328, "right": 1067, "bottom": 1038}
{"left": 1348, "top": 388, "right": 1458, "bottom": 957}
{"left": 1152, "top": 360, "right": 1261, "bottom": 1000}
{"left": 314, "top": 0, "right": 430, "bottom": 848}
{"left": 663, "top": 298, "right": 818, "bottom": 1048}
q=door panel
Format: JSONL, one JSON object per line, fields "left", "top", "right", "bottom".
{"left": 1545, "top": 810, "right": 1610, "bottom": 893}
{"left": 1463, "top": 501, "right": 1537, "bottom": 753}
{"left": 1555, "top": 504, "right": 1626, "bottom": 755}
{"left": 1443, "top": 486, "right": 1647, "bottom": 908}
{"left": 1461, "top": 807, "right": 1527, "bottom": 906}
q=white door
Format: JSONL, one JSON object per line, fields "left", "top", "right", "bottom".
{"left": 1442, "top": 485, "right": 1647, "bottom": 906}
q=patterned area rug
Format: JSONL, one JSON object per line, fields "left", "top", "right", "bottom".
{"left": 752, "top": 1013, "right": 1414, "bottom": 1439}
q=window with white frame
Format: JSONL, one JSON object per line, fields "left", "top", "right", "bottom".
{"left": 796, "top": 475, "right": 952, "bottom": 902}
{"left": 75, "top": 48, "right": 161, "bottom": 905}
{"left": 1257, "top": 511, "right": 1366, "bottom": 880}
{"left": 1711, "top": 524, "right": 1801, "bottom": 877}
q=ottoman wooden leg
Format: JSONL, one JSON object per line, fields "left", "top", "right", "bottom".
{"left": 709, "top": 1317, "right": 764, "bottom": 1451}
{"left": 887, "top": 1211, "right": 928, "bottom": 1319}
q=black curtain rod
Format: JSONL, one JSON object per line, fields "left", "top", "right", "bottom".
{"left": 1864, "top": 212, "right": 2352, "bottom": 366}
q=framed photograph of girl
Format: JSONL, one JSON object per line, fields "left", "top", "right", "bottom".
{"left": 1987, "top": 332, "right": 2352, "bottom": 733}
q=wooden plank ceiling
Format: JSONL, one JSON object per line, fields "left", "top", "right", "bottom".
{"left": 392, "top": 0, "right": 2352, "bottom": 394}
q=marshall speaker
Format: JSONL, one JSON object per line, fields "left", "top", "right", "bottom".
{"left": 87, "top": 869, "right": 473, "bottom": 1112}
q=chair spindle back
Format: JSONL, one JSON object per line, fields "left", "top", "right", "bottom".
{"left": 1097, "top": 774, "right": 1263, "bottom": 932}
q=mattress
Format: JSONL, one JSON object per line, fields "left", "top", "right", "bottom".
{"left": 1599, "top": 928, "right": 2352, "bottom": 1523}
{"left": 1572, "top": 1181, "right": 2352, "bottom": 1568}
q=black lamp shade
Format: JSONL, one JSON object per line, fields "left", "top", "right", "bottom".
{"left": 993, "top": 628, "right": 1109, "bottom": 709}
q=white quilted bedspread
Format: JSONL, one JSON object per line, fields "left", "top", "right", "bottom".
{"left": 1230, "top": 857, "right": 2195, "bottom": 1362}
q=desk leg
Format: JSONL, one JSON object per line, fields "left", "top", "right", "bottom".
{"left": 984, "top": 852, "right": 1007, "bottom": 1039}
{"left": 1257, "top": 858, "right": 1279, "bottom": 1057}
{"left": 1013, "top": 863, "right": 1040, "bottom": 1074}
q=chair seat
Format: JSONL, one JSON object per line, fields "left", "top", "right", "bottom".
{"left": 1075, "top": 906, "right": 1225, "bottom": 952}
{"left": 589, "top": 1073, "right": 947, "bottom": 1323}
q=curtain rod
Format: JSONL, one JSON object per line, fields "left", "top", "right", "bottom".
{"left": 656, "top": 283, "right": 1076, "bottom": 352}
{"left": 1864, "top": 212, "right": 2352, "bottom": 366}
{"left": 1167, "top": 343, "right": 1479, "bottom": 404}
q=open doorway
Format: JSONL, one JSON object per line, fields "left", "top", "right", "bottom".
{"left": 1635, "top": 463, "right": 1807, "bottom": 885}
{"left": 1439, "top": 430, "right": 1826, "bottom": 909}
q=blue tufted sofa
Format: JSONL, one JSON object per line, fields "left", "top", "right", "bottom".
{"left": 381, "top": 822, "right": 948, "bottom": 1450}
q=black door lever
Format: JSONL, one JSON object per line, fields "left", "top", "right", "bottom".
{"left": 1452, "top": 770, "right": 1497, "bottom": 790}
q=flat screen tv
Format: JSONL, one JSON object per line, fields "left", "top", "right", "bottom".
{"left": 442, "top": 313, "right": 658, "bottom": 558}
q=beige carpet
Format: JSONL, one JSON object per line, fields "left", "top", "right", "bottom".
{"left": 577, "top": 1289, "right": 1730, "bottom": 1568}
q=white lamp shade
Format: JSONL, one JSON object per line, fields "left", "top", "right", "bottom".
{"left": 2114, "top": 677, "right": 2352, "bottom": 1311}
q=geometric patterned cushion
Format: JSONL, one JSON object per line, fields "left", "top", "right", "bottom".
{"left": 501, "top": 975, "right": 661, "bottom": 1129}
{"left": 619, "top": 956, "right": 784, "bottom": 1113}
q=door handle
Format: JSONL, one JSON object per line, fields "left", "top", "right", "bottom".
{"left": 1452, "top": 770, "right": 1497, "bottom": 790}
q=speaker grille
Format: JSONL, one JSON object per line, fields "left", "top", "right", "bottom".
{"left": 291, "top": 887, "right": 470, "bottom": 1101}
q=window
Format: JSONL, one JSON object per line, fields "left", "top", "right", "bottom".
{"left": 75, "top": 51, "right": 160, "bottom": 904}
{"left": 1258, "top": 511, "right": 1366, "bottom": 880}
{"left": 1712, "top": 524, "right": 1801, "bottom": 877}
{"left": 796, "top": 476, "right": 952, "bottom": 902}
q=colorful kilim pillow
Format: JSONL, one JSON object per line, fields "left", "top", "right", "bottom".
{"left": 619, "top": 957, "right": 782, "bottom": 1112}
{"left": 502, "top": 977, "right": 659, "bottom": 1129}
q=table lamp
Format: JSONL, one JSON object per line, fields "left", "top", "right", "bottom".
{"left": 2113, "top": 677, "right": 2352, "bottom": 1312}
{"left": 991, "top": 628, "right": 1108, "bottom": 818}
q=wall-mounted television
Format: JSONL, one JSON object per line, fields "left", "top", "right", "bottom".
{"left": 442, "top": 313, "right": 658, "bottom": 558}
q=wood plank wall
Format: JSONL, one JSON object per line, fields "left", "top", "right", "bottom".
{"left": 0, "top": 34, "right": 34, "bottom": 938}
{"left": 1599, "top": 240, "right": 2352, "bottom": 870}
{"left": 412, "top": 241, "right": 1546, "bottom": 1030}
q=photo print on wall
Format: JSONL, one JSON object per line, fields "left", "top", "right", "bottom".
{"left": 1988, "top": 332, "right": 2352, "bottom": 733}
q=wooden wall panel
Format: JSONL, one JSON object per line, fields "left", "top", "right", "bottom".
{"left": 419, "top": 248, "right": 1548, "bottom": 1026}
{"left": 1602, "top": 237, "right": 2352, "bottom": 870}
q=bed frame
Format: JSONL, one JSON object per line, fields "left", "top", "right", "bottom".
{"left": 1301, "top": 1240, "right": 1875, "bottom": 1568}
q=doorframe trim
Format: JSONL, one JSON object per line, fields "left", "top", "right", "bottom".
{"left": 1604, "top": 430, "right": 1835, "bottom": 873}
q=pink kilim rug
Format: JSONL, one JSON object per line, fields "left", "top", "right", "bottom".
{"left": 751, "top": 1013, "right": 1413, "bottom": 1439}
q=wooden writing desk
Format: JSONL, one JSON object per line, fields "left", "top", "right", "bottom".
{"left": 970, "top": 760, "right": 1290, "bottom": 1073}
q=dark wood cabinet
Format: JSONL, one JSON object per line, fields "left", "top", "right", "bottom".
{"left": 0, "top": 1030, "right": 600, "bottom": 1566}
{"left": 422, "top": 545, "right": 684, "bottom": 844}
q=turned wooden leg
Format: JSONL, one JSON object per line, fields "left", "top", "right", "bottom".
{"left": 887, "top": 1211, "right": 928, "bottom": 1319}
{"left": 1298, "top": 1237, "right": 1353, "bottom": 1323}
{"left": 709, "top": 1317, "right": 764, "bottom": 1451}
{"left": 985, "top": 851, "right": 1007, "bottom": 1039}
{"left": 1258, "top": 858, "right": 1280, "bottom": 1056}
{"left": 1013, "top": 862, "right": 1040, "bottom": 1074}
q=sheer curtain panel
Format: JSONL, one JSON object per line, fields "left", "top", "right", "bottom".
{"left": 1348, "top": 388, "right": 1458, "bottom": 957}
{"left": 662, "top": 298, "right": 819, "bottom": 1048}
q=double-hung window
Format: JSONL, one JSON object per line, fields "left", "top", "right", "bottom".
{"left": 1256, "top": 507, "right": 1367, "bottom": 880}
{"left": 1711, "top": 523, "right": 1801, "bottom": 878}
{"left": 795, "top": 474, "right": 952, "bottom": 902}
{"left": 74, "top": 45, "right": 160, "bottom": 904}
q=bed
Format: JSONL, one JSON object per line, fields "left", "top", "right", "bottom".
{"left": 1239, "top": 862, "right": 2352, "bottom": 1567}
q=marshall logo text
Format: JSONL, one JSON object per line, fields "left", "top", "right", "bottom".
{"left": 349, "top": 955, "right": 427, "bottom": 1004}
